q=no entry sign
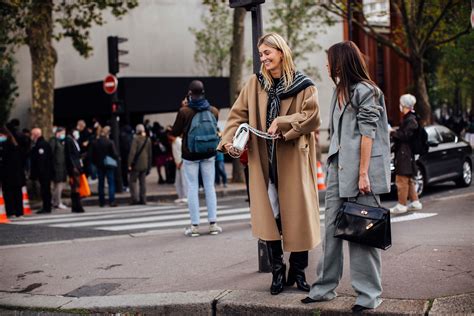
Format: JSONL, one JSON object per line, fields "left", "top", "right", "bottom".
{"left": 103, "top": 74, "right": 118, "bottom": 94}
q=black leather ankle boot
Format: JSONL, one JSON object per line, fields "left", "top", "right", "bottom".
{"left": 286, "top": 266, "right": 310, "bottom": 292}
{"left": 271, "top": 263, "right": 286, "bottom": 295}
{"left": 267, "top": 240, "right": 286, "bottom": 295}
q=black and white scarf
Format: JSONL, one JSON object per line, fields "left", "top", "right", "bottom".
{"left": 257, "top": 71, "right": 314, "bottom": 131}
{"left": 257, "top": 71, "right": 314, "bottom": 183}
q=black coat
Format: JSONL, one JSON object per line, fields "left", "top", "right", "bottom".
{"left": 65, "top": 136, "right": 83, "bottom": 176}
{"left": 50, "top": 137, "right": 67, "bottom": 182}
{"left": 88, "top": 136, "right": 118, "bottom": 170}
{"left": 0, "top": 140, "right": 26, "bottom": 188}
{"left": 30, "top": 137, "right": 54, "bottom": 181}
{"left": 392, "top": 112, "right": 418, "bottom": 176}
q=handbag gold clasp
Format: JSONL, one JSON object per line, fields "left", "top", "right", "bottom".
{"left": 361, "top": 210, "right": 368, "bottom": 215}
{"left": 366, "top": 223, "right": 374, "bottom": 230}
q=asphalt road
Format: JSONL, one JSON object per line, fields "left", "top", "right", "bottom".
{"left": 0, "top": 181, "right": 472, "bottom": 300}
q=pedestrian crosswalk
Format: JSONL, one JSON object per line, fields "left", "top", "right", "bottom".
{"left": 11, "top": 204, "right": 326, "bottom": 233}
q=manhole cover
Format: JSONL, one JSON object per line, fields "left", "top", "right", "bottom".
{"left": 65, "top": 278, "right": 148, "bottom": 297}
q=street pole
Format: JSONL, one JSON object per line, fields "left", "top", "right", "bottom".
{"left": 248, "top": 3, "right": 271, "bottom": 274}
{"left": 250, "top": 4, "right": 263, "bottom": 74}
{"left": 110, "top": 93, "right": 123, "bottom": 194}
{"left": 229, "top": 0, "right": 270, "bottom": 273}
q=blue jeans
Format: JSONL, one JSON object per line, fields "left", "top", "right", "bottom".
{"left": 98, "top": 167, "right": 115, "bottom": 205}
{"left": 215, "top": 160, "right": 227, "bottom": 185}
{"left": 183, "top": 157, "right": 217, "bottom": 225}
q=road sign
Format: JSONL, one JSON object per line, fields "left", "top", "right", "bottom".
{"left": 103, "top": 74, "right": 118, "bottom": 94}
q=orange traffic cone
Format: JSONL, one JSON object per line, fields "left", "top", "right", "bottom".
{"left": 317, "top": 161, "right": 326, "bottom": 191}
{"left": 0, "top": 188, "right": 11, "bottom": 224}
{"left": 22, "top": 186, "right": 32, "bottom": 216}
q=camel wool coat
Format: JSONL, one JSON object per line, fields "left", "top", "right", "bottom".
{"left": 218, "top": 75, "right": 321, "bottom": 252}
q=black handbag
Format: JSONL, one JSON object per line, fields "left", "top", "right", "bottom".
{"left": 334, "top": 192, "right": 392, "bottom": 250}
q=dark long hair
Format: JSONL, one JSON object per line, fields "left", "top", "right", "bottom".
{"left": 327, "top": 41, "right": 377, "bottom": 103}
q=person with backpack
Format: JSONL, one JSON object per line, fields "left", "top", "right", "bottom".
{"left": 128, "top": 124, "right": 152, "bottom": 205}
{"left": 171, "top": 80, "right": 221, "bottom": 237}
{"left": 390, "top": 94, "right": 423, "bottom": 214}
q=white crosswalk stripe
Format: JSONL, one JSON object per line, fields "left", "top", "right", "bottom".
{"left": 13, "top": 204, "right": 326, "bottom": 233}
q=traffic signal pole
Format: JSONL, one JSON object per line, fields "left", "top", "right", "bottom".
{"left": 229, "top": 0, "right": 271, "bottom": 273}
{"left": 107, "top": 35, "right": 128, "bottom": 194}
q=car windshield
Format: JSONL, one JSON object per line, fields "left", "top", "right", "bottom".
{"left": 426, "top": 126, "right": 441, "bottom": 143}
{"left": 436, "top": 125, "right": 456, "bottom": 143}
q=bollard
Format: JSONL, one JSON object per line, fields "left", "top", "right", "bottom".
{"left": 258, "top": 239, "right": 272, "bottom": 273}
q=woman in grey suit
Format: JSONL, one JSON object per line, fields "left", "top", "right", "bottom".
{"left": 302, "top": 41, "right": 391, "bottom": 313}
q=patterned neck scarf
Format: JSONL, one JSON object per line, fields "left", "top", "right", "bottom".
{"left": 256, "top": 71, "right": 314, "bottom": 182}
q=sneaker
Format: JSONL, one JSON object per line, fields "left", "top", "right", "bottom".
{"left": 184, "top": 225, "right": 200, "bottom": 237}
{"left": 390, "top": 203, "right": 408, "bottom": 215}
{"left": 57, "top": 203, "right": 68, "bottom": 210}
{"left": 209, "top": 223, "right": 222, "bottom": 235}
{"left": 407, "top": 200, "right": 422, "bottom": 211}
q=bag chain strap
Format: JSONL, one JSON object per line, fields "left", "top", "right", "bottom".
{"left": 228, "top": 123, "right": 279, "bottom": 158}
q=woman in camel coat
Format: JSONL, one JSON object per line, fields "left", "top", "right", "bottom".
{"left": 218, "top": 33, "right": 321, "bottom": 295}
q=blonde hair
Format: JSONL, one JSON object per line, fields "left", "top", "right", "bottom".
{"left": 258, "top": 33, "right": 295, "bottom": 91}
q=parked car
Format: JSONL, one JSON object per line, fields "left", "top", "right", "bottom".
{"left": 391, "top": 125, "right": 472, "bottom": 196}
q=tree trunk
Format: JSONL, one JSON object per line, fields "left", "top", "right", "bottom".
{"left": 26, "top": 0, "right": 56, "bottom": 139}
{"left": 229, "top": 7, "right": 246, "bottom": 183}
{"left": 411, "top": 58, "right": 431, "bottom": 125}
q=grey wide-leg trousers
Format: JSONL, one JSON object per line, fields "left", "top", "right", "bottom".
{"left": 308, "top": 156, "right": 383, "bottom": 309}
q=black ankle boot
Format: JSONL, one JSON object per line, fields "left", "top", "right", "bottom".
{"left": 267, "top": 240, "right": 286, "bottom": 295}
{"left": 286, "top": 266, "right": 310, "bottom": 292}
{"left": 271, "top": 263, "right": 286, "bottom": 295}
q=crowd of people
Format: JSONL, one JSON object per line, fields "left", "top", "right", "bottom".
{"left": 0, "top": 115, "right": 229, "bottom": 218}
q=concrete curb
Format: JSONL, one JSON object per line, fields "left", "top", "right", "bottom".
{"left": 1, "top": 290, "right": 472, "bottom": 315}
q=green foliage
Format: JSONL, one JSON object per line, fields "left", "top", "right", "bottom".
{"left": 1, "top": 0, "right": 139, "bottom": 58}
{"left": 430, "top": 32, "right": 474, "bottom": 110}
{"left": 190, "top": 2, "right": 233, "bottom": 76}
{"left": 267, "top": 0, "right": 335, "bottom": 80}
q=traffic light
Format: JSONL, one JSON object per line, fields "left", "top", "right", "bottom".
{"left": 107, "top": 36, "right": 129, "bottom": 75}
{"left": 111, "top": 99, "right": 125, "bottom": 114}
{"left": 229, "top": 0, "right": 265, "bottom": 8}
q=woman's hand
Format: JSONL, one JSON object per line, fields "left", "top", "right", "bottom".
{"left": 267, "top": 119, "right": 280, "bottom": 136}
{"left": 224, "top": 143, "right": 242, "bottom": 157}
{"left": 358, "top": 172, "right": 371, "bottom": 194}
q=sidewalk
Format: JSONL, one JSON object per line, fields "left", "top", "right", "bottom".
{"left": 4, "top": 162, "right": 473, "bottom": 315}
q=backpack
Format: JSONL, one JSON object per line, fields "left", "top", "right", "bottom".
{"left": 187, "top": 110, "right": 219, "bottom": 155}
{"left": 411, "top": 116, "right": 429, "bottom": 155}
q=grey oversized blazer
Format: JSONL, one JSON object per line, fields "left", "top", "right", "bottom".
{"left": 327, "top": 82, "right": 391, "bottom": 198}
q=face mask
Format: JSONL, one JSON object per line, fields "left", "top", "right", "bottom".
{"left": 58, "top": 134, "right": 65, "bottom": 140}
{"left": 0, "top": 136, "right": 7, "bottom": 143}
{"left": 73, "top": 131, "right": 80, "bottom": 140}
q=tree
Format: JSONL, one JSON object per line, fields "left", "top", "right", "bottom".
{"left": 267, "top": 0, "right": 335, "bottom": 80}
{"left": 1, "top": 0, "right": 138, "bottom": 137}
{"left": 190, "top": 1, "right": 233, "bottom": 76}
{"left": 318, "top": 0, "right": 471, "bottom": 123}
{"left": 435, "top": 32, "right": 474, "bottom": 114}
{"left": 0, "top": 4, "right": 18, "bottom": 126}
